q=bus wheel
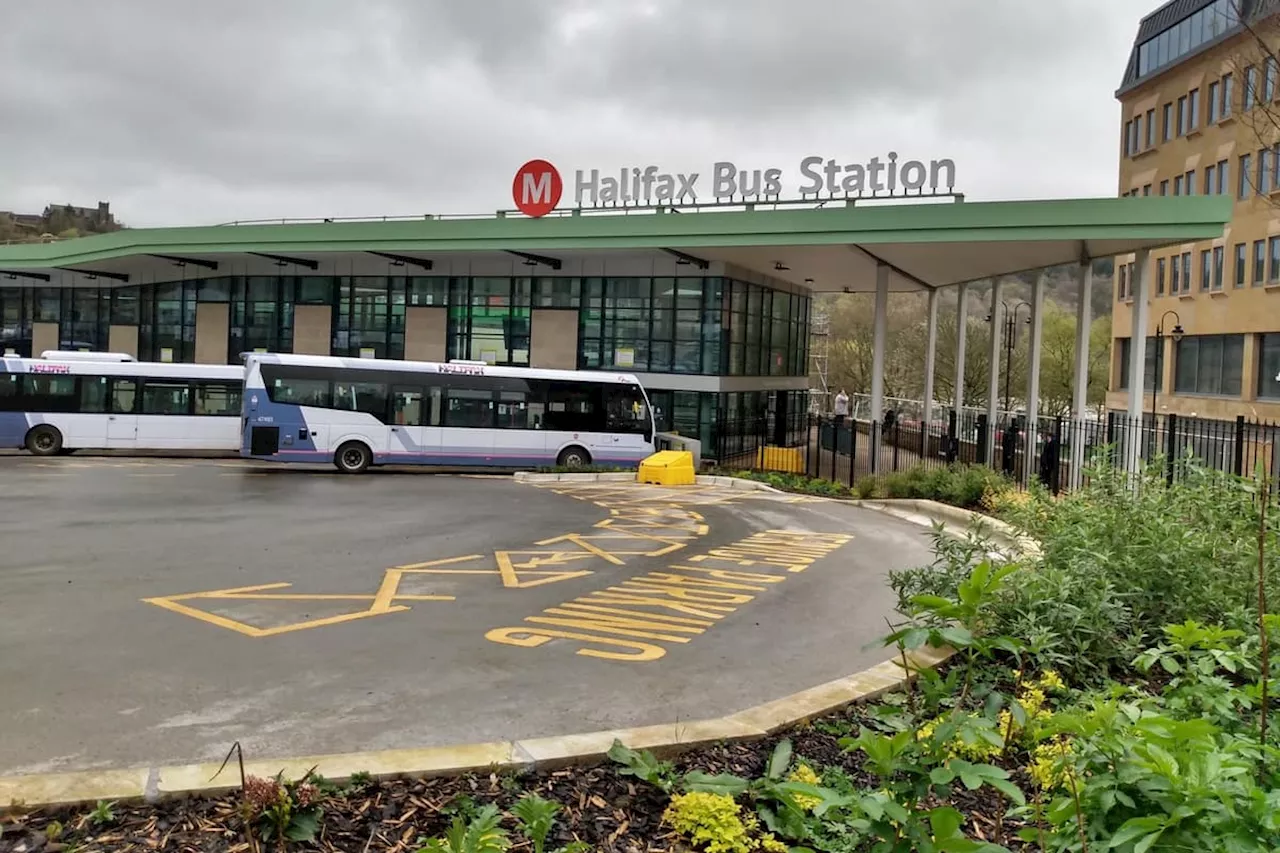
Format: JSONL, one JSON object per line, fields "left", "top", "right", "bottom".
{"left": 556, "top": 445, "right": 591, "bottom": 469}
{"left": 334, "top": 441, "right": 372, "bottom": 474}
{"left": 25, "top": 425, "right": 63, "bottom": 457}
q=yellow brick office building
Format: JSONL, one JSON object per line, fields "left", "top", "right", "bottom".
{"left": 1111, "top": 0, "right": 1280, "bottom": 421}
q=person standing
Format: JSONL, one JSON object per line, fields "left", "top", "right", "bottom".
{"left": 833, "top": 389, "right": 849, "bottom": 425}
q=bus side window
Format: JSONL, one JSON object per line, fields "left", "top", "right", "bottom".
{"left": 0, "top": 374, "right": 20, "bottom": 410}
{"left": 80, "top": 376, "right": 108, "bottom": 413}
{"left": 391, "top": 385, "right": 424, "bottom": 426}
{"left": 110, "top": 379, "right": 138, "bottom": 414}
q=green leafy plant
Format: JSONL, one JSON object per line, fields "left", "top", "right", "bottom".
{"left": 511, "top": 794, "right": 558, "bottom": 853}
{"left": 241, "top": 769, "right": 324, "bottom": 844}
{"left": 88, "top": 800, "right": 115, "bottom": 826}
{"left": 417, "top": 804, "right": 511, "bottom": 853}
{"left": 606, "top": 739, "right": 679, "bottom": 793}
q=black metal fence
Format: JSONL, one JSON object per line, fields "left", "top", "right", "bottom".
{"left": 711, "top": 408, "right": 1280, "bottom": 495}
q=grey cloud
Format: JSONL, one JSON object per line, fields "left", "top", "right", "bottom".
{"left": 0, "top": 0, "right": 1155, "bottom": 225}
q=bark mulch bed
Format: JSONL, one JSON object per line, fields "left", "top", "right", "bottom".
{"left": 1, "top": 699, "right": 1034, "bottom": 853}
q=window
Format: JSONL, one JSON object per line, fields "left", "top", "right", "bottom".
{"left": 1171, "top": 253, "right": 1181, "bottom": 293}
{"left": 1256, "top": 239, "right": 1267, "bottom": 284}
{"left": 1134, "top": 116, "right": 1144, "bottom": 152}
{"left": 1209, "top": 80, "right": 1221, "bottom": 122}
{"left": 20, "top": 375, "right": 78, "bottom": 413}
{"left": 1257, "top": 334, "right": 1280, "bottom": 398}
{"left": 333, "top": 380, "right": 389, "bottom": 420}
{"left": 1157, "top": 257, "right": 1167, "bottom": 294}
{"left": 391, "top": 385, "right": 427, "bottom": 426}
{"left": 1143, "top": 183, "right": 1152, "bottom": 196}
{"left": 1117, "top": 336, "right": 1163, "bottom": 391}
{"left": 444, "top": 387, "right": 493, "bottom": 428}
{"left": 141, "top": 381, "right": 190, "bottom": 415}
{"left": 1246, "top": 66, "right": 1258, "bottom": 106}
{"left": 1175, "top": 174, "right": 1185, "bottom": 196}
{"left": 110, "top": 379, "right": 137, "bottom": 414}
{"left": 1204, "top": 164, "right": 1216, "bottom": 195}
{"left": 1175, "top": 334, "right": 1244, "bottom": 396}
{"left": 79, "top": 376, "right": 108, "bottom": 413}
{"left": 1262, "top": 148, "right": 1274, "bottom": 194}
{"left": 1200, "top": 249, "right": 1212, "bottom": 290}
{"left": 1163, "top": 102, "right": 1173, "bottom": 140}
{"left": 604, "top": 385, "right": 651, "bottom": 435}
{"left": 1146, "top": 108, "right": 1156, "bottom": 147}
{"left": 1219, "top": 159, "right": 1230, "bottom": 194}
{"left": 1181, "top": 252, "right": 1193, "bottom": 293}
{"left": 193, "top": 381, "right": 241, "bottom": 416}
{"left": 1185, "top": 169, "right": 1196, "bottom": 194}
{"left": 407, "top": 277, "right": 449, "bottom": 307}
{"left": 1235, "top": 243, "right": 1247, "bottom": 287}
{"left": 1189, "top": 87, "right": 1200, "bottom": 129}
{"left": 1213, "top": 245, "right": 1224, "bottom": 290}
{"left": 1160, "top": 179, "right": 1170, "bottom": 196}
{"left": 1177, "top": 95, "right": 1188, "bottom": 135}
{"left": 1240, "top": 153, "right": 1253, "bottom": 198}
{"left": 268, "top": 373, "right": 331, "bottom": 407}
{"left": 1267, "top": 57, "right": 1277, "bottom": 102}
{"left": 1223, "top": 73, "right": 1234, "bottom": 117}
{"left": 1123, "top": 121, "right": 1133, "bottom": 155}
{"left": 1271, "top": 237, "right": 1280, "bottom": 283}
{"left": 543, "top": 382, "right": 602, "bottom": 432}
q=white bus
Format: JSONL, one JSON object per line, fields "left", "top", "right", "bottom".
{"left": 240, "top": 353, "right": 655, "bottom": 473}
{"left": 0, "top": 352, "right": 243, "bottom": 455}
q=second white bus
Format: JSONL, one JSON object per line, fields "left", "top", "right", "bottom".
{"left": 0, "top": 352, "right": 243, "bottom": 454}
{"left": 240, "top": 353, "right": 655, "bottom": 473}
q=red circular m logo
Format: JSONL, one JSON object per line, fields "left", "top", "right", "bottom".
{"left": 512, "top": 159, "right": 563, "bottom": 217}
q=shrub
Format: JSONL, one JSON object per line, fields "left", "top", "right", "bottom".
{"left": 880, "top": 464, "right": 1010, "bottom": 509}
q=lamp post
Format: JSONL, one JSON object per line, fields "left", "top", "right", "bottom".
{"left": 1151, "top": 310, "right": 1184, "bottom": 424}
{"left": 986, "top": 300, "right": 1031, "bottom": 414}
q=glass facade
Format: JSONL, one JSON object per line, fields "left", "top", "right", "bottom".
{"left": 1135, "top": 0, "right": 1240, "bottom": 81}
{"left": 0, "top": 274, "right": 812, "bottom": 459}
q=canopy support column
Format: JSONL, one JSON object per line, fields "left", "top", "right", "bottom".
{"left": 870, "top": 263, "right": 889, "bottom": 472}
{"left": 921, "top": 287, "right": 939, "bottom": 444}
{"left": 1070, "top": 261, "right": 1094, "bottom": 490}
{"left": 1125, "top": 250, "right": 1152, "bottom": 481}
{"left": 985, "top": 277, "right": 1004, "bottom": 465}
{"left": 1023, "top": 272, "right": 1046, "bottom": 487}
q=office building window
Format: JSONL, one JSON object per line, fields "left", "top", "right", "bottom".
{"left": 1271, "top": 237, "right": 1280, "bottom": 283}
{"left": 1170, "top": 253, "right": 1181, "bottom": 293}
{"left": 1262, "top": 149, "right": 1274, "bottom": 194}
{"left": 1157, "top": 257, "right": 1167, "bottom": 294}
{"left": 1257, "top": 334, "right": 1280, "bottom": 399}
{"left": 1204, "top": 164, "right": 1217, "bottom": 195}
{"left": 1256, "top": 240, "right": 1267, "bottom": 285}
{"left": 1223, "top": 73, "right": 1234, "bottom": 117}
{"left": 1177, "top": 95, "right": 1188, "bottom": 135}
{"left": 1117, "top": 264, "right": 1128, "bottom": 301}
{"left": 1160, "top": 179, "right": 1170, "bottom": 196}
{"left": 1200, "top": 249, "right": 1212, "bottom": 290}
{"left": 1136, "top": 1, "right": 1241, "bottom": 80}
{"left": 1181, "top": 251, "right": 1193, "bottom": 293}
{"left": 1124, "top": 121, "right": 1134, "bottom": 156}
{"left": 1189, "top": 87, "right": 1201, "bottom": 128}
{"left": 1212, "top": 245, "right": 1224, "bottom": 291}
{"left": 1117, "top": 337, "right": 1163, "bottom": 391}
{"left": 1240, "top": 153, "right": 1253, "bottom": 198}
{"left": 1219, "top": 159, "right": 1230, "bottom": 194}
{"left": 1146, "top": 108, "right": 1156, "bottom": 147}
{"left": 1235, "top": 243, "right": 1247, "bottom": 287}
{"left": 1175, "top": 334, "right": 1244, "bottom": 396}
{"left": 1186, "top": 169, "right": 1196, "bottom": 194}
{"left": 1175, "top": 174, "right": 1185, "bottom": 196}
{"left": 1143, "top": 184, "right": 1152, "bottom": 196}
{"left": 1163, "top": 102, "right": 1173, "bottom": 140}
{"left": 1268, "top": 57, "right": 1278, "bottom": 102}
{"left": 1209, "top": 80, "right": 1221, "bottom": 122}
{"left": 1247, "top": 66, "right": 1258, "bottom": 106}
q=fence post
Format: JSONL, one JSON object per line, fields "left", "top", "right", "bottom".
{"left": 848, "top": 420, "right": 859, "bottom": 487}
{"left": 1105, "top": 411, "right": 1117, "bottom": 469}
{"left": 892, "top": 420, "right": 901, "bottom": 471}
{"left": 1234, "top": 415, "right": 1246, "bottom": 477}
{"left": 946, "top": 410, "right": 958, "bottom": 463}
{"left": 920, "top": 414, "right": 928, "bottom": 464}
{"left": 976, "top": 414, "right": 989, "bottom": 470}
{"left": 1049, "top": 416, "right": 1063, "bottom": 495}
{"left": 1165, "top": 413, "right": 1178, "bottom": 485}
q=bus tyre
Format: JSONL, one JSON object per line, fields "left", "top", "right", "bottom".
{"left": 556, "top": 445, "right": 591, "bottom": 469}
{"left": 25, "top": 425, "right": 63, "bottom": 457}
{"left": 334, "top": 441, "right": 372, "bottom": 474}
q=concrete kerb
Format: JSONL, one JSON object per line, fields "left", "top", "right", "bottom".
{"left": 0, "top": 480, "right": 1026, "bottom": 811}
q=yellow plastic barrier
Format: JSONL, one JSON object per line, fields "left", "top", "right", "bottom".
{"left": 755, "top": 446, "right": 806, "bottom": 474}
{"left": 637, "top": 450, "right": 697, "bottom": 486}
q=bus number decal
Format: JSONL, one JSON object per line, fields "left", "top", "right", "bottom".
{"left": 29, "top": 364, "right": 71, "bottom": 374}
{"left": 438, "top": 363, "right": 484, "bottom": 376}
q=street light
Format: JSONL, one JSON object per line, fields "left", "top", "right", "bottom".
{"left": 1151, "top": 310, "right": 1185, "bottom": 424}
{"left": 985, "top": 300, "right": 1031, "bottom": 414}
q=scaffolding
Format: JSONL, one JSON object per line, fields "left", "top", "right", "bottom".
{"left": 808, "top": 304, "right": 830, "bottom": 414}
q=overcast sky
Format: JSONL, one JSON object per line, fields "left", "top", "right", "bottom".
{"left": 1, "top": 0, "right": 1156, "bottom": 228}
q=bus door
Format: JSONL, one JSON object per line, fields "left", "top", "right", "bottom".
{"left": 440, "top": 385, "right": 495, "bottom": 464}
{"left": 105, "top": 378, "right": 139, "bottom": 447}
{"left": 389, "top": 384, "right": 439, "bottom": 462}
